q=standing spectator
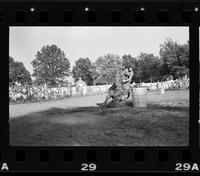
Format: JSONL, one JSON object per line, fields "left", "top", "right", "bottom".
{"left": 76, "top": 77, "right": 87, "bottom": 96}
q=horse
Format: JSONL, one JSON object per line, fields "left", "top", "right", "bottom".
{"left": 97, "top": 68, "right": 133, "bottom": 108}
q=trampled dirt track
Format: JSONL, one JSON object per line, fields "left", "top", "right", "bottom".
{"left": 9, "top": 94, "right": 107, "bottom": 118}
{"left": 9, "top": 90, "right": 189, "bottom": 146}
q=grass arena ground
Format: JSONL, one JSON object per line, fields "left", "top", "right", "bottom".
{"left": 9, "top": 90, "right": 189, "bottom": 146}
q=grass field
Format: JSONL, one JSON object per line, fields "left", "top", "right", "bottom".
{"left": 9, "top": 90, "right": 189, "bottom": 146}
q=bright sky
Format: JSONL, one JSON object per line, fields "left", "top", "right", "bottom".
{"left": 9, "top": 27, "right": 189, "bottom": 74}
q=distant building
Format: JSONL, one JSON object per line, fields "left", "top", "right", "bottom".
{"left": 64, "top": 75, "right": 75, "bottom": 85}
{"left": 56, "top": 75, "right": 75, "bottom": 87}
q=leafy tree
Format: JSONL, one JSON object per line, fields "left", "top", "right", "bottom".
{"left": 9, "top": 56, "right": 32, "bottom": 86}
{"left": 9, "top": 57, "right": 15, "bottom": 85}
{"left": 31, "top": 44, "right": 70, "bottom": 86}
{"left": 95, "top": 54, "right": 122, "bottom": 85}
{"left": 88, "top": 64, "right": 98, "bottom": 86}
{"left": 122, "top": 54, "right": 137, "bottom": 68}
{"left": 72, "top": 57, "right": 94, "bottom": 86}
{"left": 159, "top": 38, "right": 189, "bottom": 79}
{"left": 137, "top": 53, "right": 162, "bottom": 82}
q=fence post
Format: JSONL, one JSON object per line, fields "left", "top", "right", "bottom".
{"left": 44, "top": 83, "right": 48, "bottom": 99}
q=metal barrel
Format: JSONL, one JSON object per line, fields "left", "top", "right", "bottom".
{"left": 132, "top": 87, "right": 147, "bottom": 108}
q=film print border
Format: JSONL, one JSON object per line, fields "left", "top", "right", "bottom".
{"left": 0, "top": 1, "right": 200, "bottom": 25}
{"left": 0, "top": 0, "right": 200, "bottom": 172}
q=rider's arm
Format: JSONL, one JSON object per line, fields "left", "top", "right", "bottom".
{"left": 122, "top": 79, "right": 130, "bottom": 84}
{"left": 129, "top": 71, "right": 134, "bottom": 83}
{"left": 123, "top": 71, "right": 134, "bottom": 84}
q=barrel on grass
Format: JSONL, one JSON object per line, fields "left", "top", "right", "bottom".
{"left": 132, "top": 87, "right": 147, "bottom": 108}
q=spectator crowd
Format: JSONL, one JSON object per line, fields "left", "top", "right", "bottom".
{"left": 9, "top": 76, "right": 189, "bottom": 103}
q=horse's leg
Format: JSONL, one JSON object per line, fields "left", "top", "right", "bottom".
{"left": 100, "top": 93, "right": 111, "bottom": 108}
{"left": 112, "top": 90, "right": 123, "bottom": 103}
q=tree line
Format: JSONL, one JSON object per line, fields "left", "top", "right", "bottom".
{"left": 9, "top": 38, "right": 189, "bottom": 87}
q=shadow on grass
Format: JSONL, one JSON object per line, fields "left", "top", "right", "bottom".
{"left": 9, "top": 106, "right": 102, "bottom": 146}
{"left": 125, "top": 101, "right": 189, "bottom": 112}
{"left": 9, "top": 101, "right": 189, "bottom": 146}
{"left": 10, "top": 106, "right": 101, "bottom": 121}
{"left": 147, "top": 104, "right": 189, "bottom": 112}
{"left": 40, "top": 106, "right": 99, "bottom": 115}
{"left": 10, "top": 100, "right": 189, "bottom": 121}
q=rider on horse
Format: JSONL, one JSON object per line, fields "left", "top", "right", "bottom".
{"left": 98, "top": 66, "right": 134, "bottom": 108}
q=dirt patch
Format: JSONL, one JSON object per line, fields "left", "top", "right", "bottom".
{"left": 9, "top": 90, "right": 189, "bottom": 146}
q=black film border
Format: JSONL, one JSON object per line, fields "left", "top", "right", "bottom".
{"left": 0, "top": 0, "right": 199, "bottom": 172}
